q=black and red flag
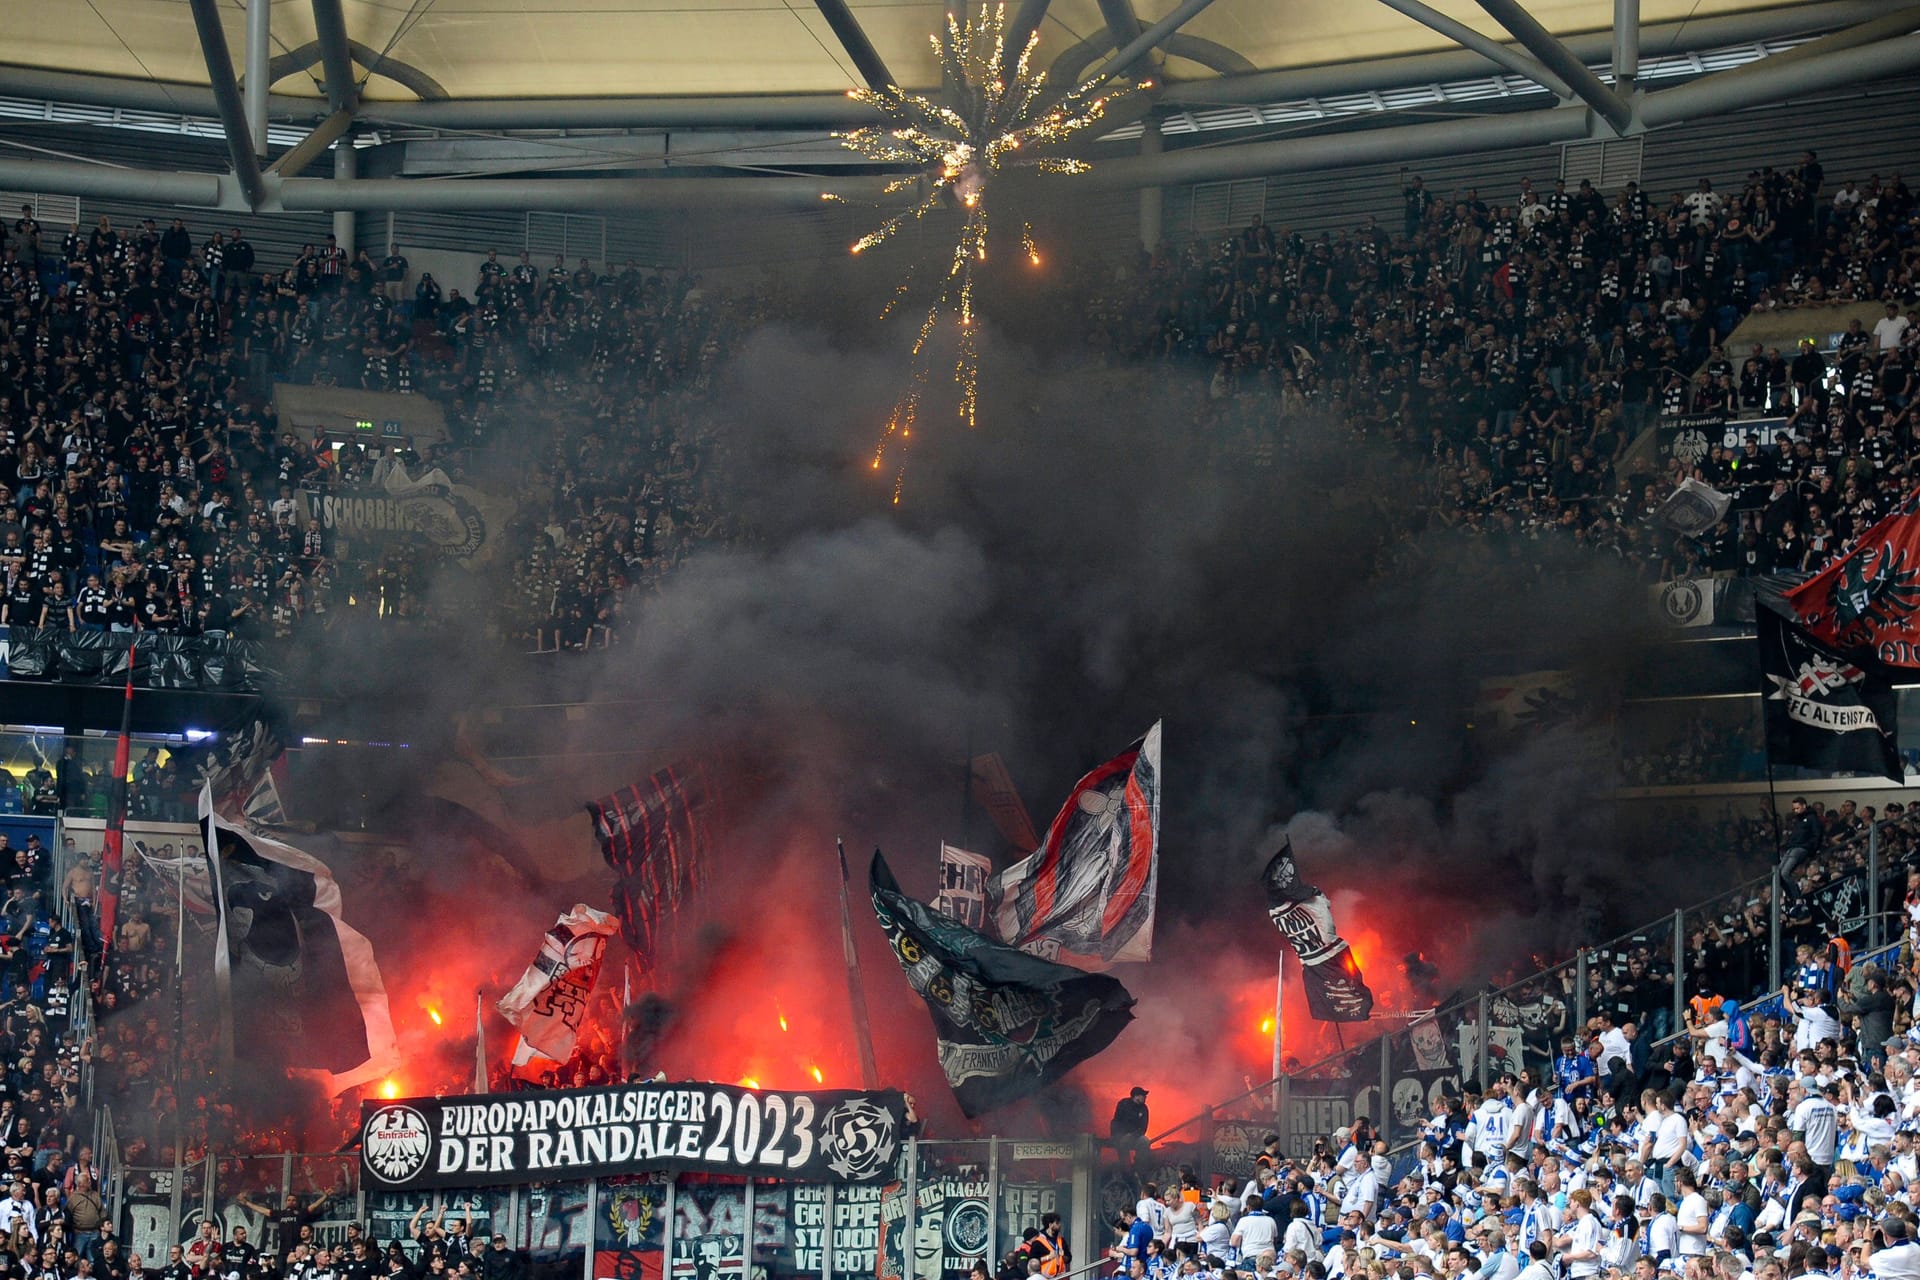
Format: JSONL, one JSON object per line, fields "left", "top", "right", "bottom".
{"left": 588, "top": 764, "right": 719, "bottom": 970}
{"left": 98, "top": 642, "right": 136, "bottom": 957}
{"left": 1263, "top": 838, "right": 1375, "bottom": 1023}
{"left": 1785, "top": 487, "right": 1920, "bottom": 665}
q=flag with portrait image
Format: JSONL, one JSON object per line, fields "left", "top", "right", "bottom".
{"left": 986, "top": 723, "right": 1161, "bottom": 968}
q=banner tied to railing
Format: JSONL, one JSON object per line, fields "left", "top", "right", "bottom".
{"left": 360, "top": 1082, "right": 909, "bottom": 1189}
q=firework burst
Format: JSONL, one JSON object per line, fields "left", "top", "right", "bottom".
{"left": 836, "top": 3, "right": 1145, "bottom": 498}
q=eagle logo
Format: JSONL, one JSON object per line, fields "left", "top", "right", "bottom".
{"left": 363, "top": 1105, "right": 433, "bottom": 1184}
{"left": 1829, "top": 545, "right": 1920, "bottom": 634}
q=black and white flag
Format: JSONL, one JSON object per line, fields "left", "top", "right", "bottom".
{"left": 1758, "top": 607, "right": 1903, "bottom": 782}
{"left": 1263, "top": 839, "right": 1375, "bottom": 1023}
{"left": 871, "top": 851, "right": 1134, "bottom": 1118}
{"left": 1653, "top": 478, "right": 1732, "bottom": 536}
{"left": 201, "top": 783, "right": 399, "bottom": 1094}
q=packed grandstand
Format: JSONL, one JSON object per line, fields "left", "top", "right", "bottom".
{"left": 0, "top": 126, "right": 1911, "bottom": 1280}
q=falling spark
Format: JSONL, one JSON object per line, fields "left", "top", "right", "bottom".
{"left": 837, "top": 1, "right": 1143, "bottom": 494}
{"left": 1260, "top": 1016, "right": 1275, "bottom": 1035}
{"left": 810, "top": 1065, "right": 825, "bottom": 1084}
{"left": 777, "top": 1011, "right": 789, "bottom": 1032}
{"left": 380, "top": 1078, "right": 401, "bottom": 1099}
{"left": 739, "top": 1077, "right": 761, "bottom": 1090}
{"left": 428, "top": 1007, "right": 443, "bottom": 1026}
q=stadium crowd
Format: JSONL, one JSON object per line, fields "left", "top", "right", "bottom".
{"left": 0, "top": 150, "right": 1915, "bottom": 658}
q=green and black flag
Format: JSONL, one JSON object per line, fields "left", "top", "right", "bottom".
{"left": 1758, "top": 606, "right": 1903, "bottom": 782}
{"left": 870, "top": 851, "right": 1134, "bottom": 1118}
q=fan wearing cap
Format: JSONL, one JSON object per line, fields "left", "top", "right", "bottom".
{"left": 1872, "top": 1216, "right": 1920, "bottom": 1280}
{"left": 1111, "top": 1088, "right": 1151, "bottom": 1168}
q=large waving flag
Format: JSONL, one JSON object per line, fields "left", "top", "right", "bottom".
{"left": 872, "top": 851, "right": 1134, "bottom": 1118}
{"left": 201, "top": 784, "right": 399, "bottom": 1094}
{"left": 1758, "top": 606, "right": 1903, "bottom": 782}
{"left": 986, "top": 722, "right": 1161, "bottom": 968}
{"left": 497, "top": 904, "right": 619, "bottom": 1062}
{"left": 1263, "top": 839, "right": 1374, "bottom": 1023}
{"left": 1786, "top": 487, "right": 1920, "bottom": 664}
{"left": 588, "top": 763, "right": 718, "bottom": 970}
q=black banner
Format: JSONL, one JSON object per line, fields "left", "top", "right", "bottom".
{"left": 2, "top": 626, "right": 273, "bottom": 691}
{"left": 1757, "top": 606, "right": 1903, "bottom": 782}
{"left": 360, "top": 1082, "right": 908, "bottom": 1189}
{"left": 590, "top": 764, "right": 719, "bottom": 968}
{"left": 1658, "top": 414, "right": 1727, "bottom": 467}
{"left": 870, "top": 851, "right": 1134, "bottom": 1119}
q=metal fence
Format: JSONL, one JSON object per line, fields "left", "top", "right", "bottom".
{"left": 1146, "top": 809, "right": 1917, "bottom": 1162}
{"left": 104, "top": 1136, "right": 1092, "bottom": 1280}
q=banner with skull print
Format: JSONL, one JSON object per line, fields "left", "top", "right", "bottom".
{"left": 1262, "top": 839, "right": 1375, "bottom": 1023}
{"left": 200, "top": 782, "right": 400, "bottom": 1095}
{"left": 986, "top": 722, "right": 1160, "bottom": 968}
{"left": 498, "top": 904, "right": 620, "bottom": 1062}
{"left": 872, "top": 850, "right": 1135, "bottom": 1118}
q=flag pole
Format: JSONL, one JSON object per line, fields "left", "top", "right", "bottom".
{"left": 1270, "top": 949, "right": 1283, "bottom": 1115}
{"left": 474, "top": 988, "right": 488, "bottom": 1093}
{"left": 98, "top": 641, "right": 136, "bottom": 964}
{"left": 837, "top": 838, "right": 881, "bottom": 1090}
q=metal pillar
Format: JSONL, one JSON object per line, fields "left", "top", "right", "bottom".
{"left": 1069, "top": 1135, "right": 1096, "bottom": 1279}
{"left": 245, "top": 0, "right": 272, "bottom": 155}
{"left": 986, "top": 1138, "right": 1001, "bottom": 1272}
{"left": 582, "top": 1181, "right": 595, "bottom": 1280}
{"left": 333, "top": 140, "right": 357, "bottom": 256}
{"left": 743, "top": 1178, "right": 756, "bottom": 1278}
{"left": 820, "top": 1184, "right": 834, "bottom": 1280}
{"left": 1378, "top": 1033, "right": 1392, "bottom": 1148}
{"left": 904, "top": 1138, "right": 918, "bottom": 1280}
{"left": 1472, "top": 0, "right": 1635, "bottom": 133}
{"left": 1612, "top": 0, "right": 1639, "bottom": 87}
{"left": 1476, "top": 992, "right": 1490, "bottom": 1086}
{"left": 312, "top": 0, "right": 359, "bottom": 111}
{"left": 1671, "top": 910, "right": 1684, "bottom": 1040}
{"left": 187, "top": 0, "right": 269, "bottom": 208}
{"left": 1769, "top": 868, "right": 1783, "bottom": 992}
{"left": 1870, "top": 822, "right": 1883, "bottom": 952}
{"left": 1378, "top": 0, "right": 1570, "bottom": 94}
{"left": 663, "top": 1179, "right": 678, "bottom": 1280}
{"left": 1268, "top": 946, "right": 1282, "bottom": 1114}
{"left": 1574, "top": 950, "right": 1589, "bottom": 1034}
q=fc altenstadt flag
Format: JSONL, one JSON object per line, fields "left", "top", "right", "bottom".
{"left": 200, "top": 783, "right": 400, "bottom": 1094}
{"left": 987, "top": 722, "right": 1161, "bottom": 968}
{"left": 1263, "top": 839, "right": 1375, "bottom": 1023}
{"left": 497, "top": 905, "right": 619, "bottom": 1063}
{"left": 1757, "top": 607, "right": 1903, "bottom": 782}
{"left": 871, "top": 851, "right": 1134, "bottom": 1118}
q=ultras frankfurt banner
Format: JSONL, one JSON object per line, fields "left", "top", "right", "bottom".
{"left": 360, "top": 1081, "right": 908, "bottom": 1189}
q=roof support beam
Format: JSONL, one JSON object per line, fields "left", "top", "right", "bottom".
{"left": 1050, "top": 30, "right": 1252, "bottom": 83}
{"left": 1638, "top": 27, "right": 1920, "bottom": 126}
{"left": 265, "top": 107, "right": 354, "bottom": 178}
{"left": 0, "top": 156, "right": 224, "bottom": 205}
{"left": 1374, "top": 0, "right": 1571, "bottom": 96}
{"left": 187, "top": 0, "right": 268, "bottom": 209}
{"left": 810, "top": 0, "right": 897, "bottom": 91}
{"left": 1612, "top": 0, "right": 1639, "bottom": 87}
{"left": 1004, "top": 0, "right": 1057, "bottom": 74}
{"left": 1165, "top": 0, "right": 1894, "bottom": 106}
{"left": 1097, "top": 0, "right": 1144, "bottom": 45}
{"left": 311, "top": 0, "right": 359, "bottom": 112}
{"left": 279, "top": 174, "right": 879, "bottom": 211}
{"left": 1087, "top": 0, "right": 1232, "bottom": 87}
{"left": 1472, "top": 0, "right": 1635, "bottom": 133}
{"left": 244, "top": 0, "right": 271, "bottom": 155}
{"left": 1674, "top": 3, "right": 1920, "bottom": 86}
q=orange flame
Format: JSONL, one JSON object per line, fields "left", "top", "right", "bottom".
{"left": 380, "top": 1078, "right": 401, "bottom": 1099}
{"left": 428, "top": 1007, "right": 443, "bottom": 1026}
{"left": 778, "top": 1012, "right": 789, "bottom": 1032}
{"left": 810, "top": 1065, "right": 824, "bottom": 1084}
{"left": 739, "top": 1077, "right": 761, "bottom": 1089}
{"left": 1260, "top": 1016, "right": 1275, "bottom": 1035}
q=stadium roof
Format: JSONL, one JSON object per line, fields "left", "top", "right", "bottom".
{"left": 0, "top": 0, "right": 1832, "bottom": 100}
{"left": 0, "top": 0, "right": 1916, "bottom": 210}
